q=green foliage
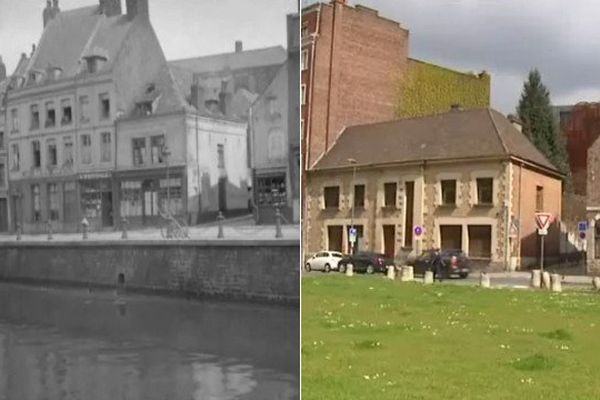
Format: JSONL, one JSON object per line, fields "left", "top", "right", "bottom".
{"left": 396, "top": 59, "right": 491, "bottom": 119}
{"left": 517, "top": 69, "right": 571, "bottom": 190}
{"left": 540, "top": 329, "right": 572, "bottom": 341}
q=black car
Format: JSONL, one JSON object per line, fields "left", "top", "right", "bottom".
{"left": 408, "top": 249, "right": 470, "bottom": 279}
{"left": 338, "top": 252, "right": 394, "bottom": 274}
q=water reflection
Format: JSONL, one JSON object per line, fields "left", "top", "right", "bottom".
{"left": 0, "top": 283, "right": 299, "bottom": 400}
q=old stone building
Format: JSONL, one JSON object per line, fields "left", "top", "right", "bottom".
{"left": 0, "top": 58, "right": 8, "bottom": 232}
{"left": 301, "top": 0, "right": 490, "bottom": 170}
{"left": 305, "top": 108, "right": 563, "bottom": 270}
{"left": 5, "top": 0, "right": 253, "bottom": 233}
{"left": 249, "top": 13, "right": 300, "bottom": 224}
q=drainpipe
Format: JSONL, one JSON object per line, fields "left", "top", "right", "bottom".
{"left": 324, "top": 1, "right": 338, "bottom": 159}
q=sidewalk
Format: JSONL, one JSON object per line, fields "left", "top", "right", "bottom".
{"left": 0, "top": 223, "right": 299, "bottom": 242}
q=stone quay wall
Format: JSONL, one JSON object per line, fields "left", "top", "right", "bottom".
{"left": 0, "top": 240, "right": 299, "bottom": 304}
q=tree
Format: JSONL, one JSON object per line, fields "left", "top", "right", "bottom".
{"left": 516, "top": 69, "right": 571, "bottom": 191}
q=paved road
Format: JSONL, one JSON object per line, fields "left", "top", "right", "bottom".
{"left": 302, "top": 270, "right": 596, "bottom": 290}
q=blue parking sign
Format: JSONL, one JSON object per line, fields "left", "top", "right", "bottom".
{"left": 349, "top": 227, "right": 357, "bottom": 243}
{"left": 578, "top": 221, "right": 588, "bottom": 232}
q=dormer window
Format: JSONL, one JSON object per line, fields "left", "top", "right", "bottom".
{"left": 135, "top": 101, "right": 153, "bottom": 116}
{"left": 29, "top": 70, "right": 44, "bottom": 85}
{"left": 48, "top": 66, "right": 63, "bottom": 81}
{"left": 83, "top": 50, "right": 108, "bottom": 74}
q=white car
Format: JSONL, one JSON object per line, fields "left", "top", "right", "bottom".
{"left": 305, "top": 251, "right": 344, "bottom": 273}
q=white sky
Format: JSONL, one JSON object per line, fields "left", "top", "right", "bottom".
{"left": 0, "top": 0, "right": 298, "bottom": 73}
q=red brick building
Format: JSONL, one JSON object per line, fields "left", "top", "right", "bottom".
{"left": 301, "top": 0, "right": 409, "bottom": 170}
{"left": 556, "top": 103, "right": 600, "bottom": 195}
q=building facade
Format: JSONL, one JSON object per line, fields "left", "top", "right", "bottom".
{"left": 305, "top": 109, "right": 563, "bottom": 270}
{"left": 301, "top": 0, "right": 490, "bottom": 170}
{"left": 0, "top": 62, "right": 8, "bottom": 232}
{"left": 249, "top": 13, "right": 300, "bottom": 224}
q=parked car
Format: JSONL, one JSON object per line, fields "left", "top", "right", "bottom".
{"left": 305, "top": 251, "right": 344, "bottom": 272}
{"left": 408, "top": 249, "right": 470, "bottom": 279}
{"left": 338, "top": 252, "right": 394, "bottom": 274}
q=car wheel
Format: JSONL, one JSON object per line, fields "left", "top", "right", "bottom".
{"left": 366, "top": 264, "right": 374, "bottom": 274}
{"left": 324, "top": 263, "right": 331, "bottom": 273}
{"left": 459, "top": 272, "right": 468, "bottom": 279}
{"left": 339, "top": 263, "right": 346, "bottom": 273}
{"left": 304, "top": 263, "right": 311, "bottom": 272}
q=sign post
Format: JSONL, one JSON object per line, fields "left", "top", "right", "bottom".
{"left": 414, "top": 225, "right": 423, "bottom": 256}
{"left": 349, "top": 227, "right": 357, "bottom": 255}
{"left": 535, "top": 213, "right": 552, "bottom": 273}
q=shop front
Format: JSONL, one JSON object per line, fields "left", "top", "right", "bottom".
{"left": 78, "top": 172, "right": 115, "bottom": 231}
{"left": 114, "top": 166, "right": 187, "bottom": 228}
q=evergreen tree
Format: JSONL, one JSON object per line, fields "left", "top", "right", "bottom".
{"left": 516, "top": 69, "right": 571, "bottom": 191}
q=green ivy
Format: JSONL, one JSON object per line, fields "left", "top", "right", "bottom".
{"left": 396, "top": 59, "right": 491, "bottom": 118}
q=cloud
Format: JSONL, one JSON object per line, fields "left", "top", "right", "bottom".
{"left": 302, "top": 0, "right": 600, "bottom": 112}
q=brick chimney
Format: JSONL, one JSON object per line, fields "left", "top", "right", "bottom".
{"left": 507, "top": 114, "right": 523, "bottom": 133}
{"left": 100, "top": 0, "right": 122, "bottom": 17}
{"left": 190, "top": 82, "right": 206, "bottom": 113}
{"left": 43, "top": 0, "right": 60, "bottom": 27}
{"left": 126, "top": 0, "right": 148, "bottom": 20}
{"left": 235, "top": 41, "right": 243, "bottom": 53}
{"left": 0, "top": 56, "right": 6, "bottom": 81}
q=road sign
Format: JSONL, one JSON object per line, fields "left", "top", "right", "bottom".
{"left": 509, "top": 218, "right": 519, "bottom": 238}
{"left": 349, "top": 227, "right": 357, "bottom": 243}
{"left": 578, "top": 221, "right": 588, "bottom": 232}
{"left": 537, "top": 227, "right": 548, "bottom": 236}
{"left": 414, "top": 225, "right": 423, "bottom": 237}
{"left": 535, "top": 213, "right": 553, "bottom": 231}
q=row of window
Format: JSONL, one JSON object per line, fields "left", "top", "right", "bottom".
{"left": 9, "top": 93, "right": 111, "bottom": 133}
{"left": 322, "top": 178, "right": 510, "bottom": 209}
{"left": 10, "top": 132, "right": 112, "bottom": 171}
{"left": 31, "top": 183, "right": 60, "bottom": 222}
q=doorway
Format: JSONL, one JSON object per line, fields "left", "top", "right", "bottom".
{"left": 101, "top": 192, "right": 113, "bottom": 227}
{"left": 327, "top": 225, "right": 343, "bottom": 252}
{"left": 0, "top": 199, "right": 7, "bottom": 232}
{"left": 383, "top": 225, "right": 395, "bottom": 258}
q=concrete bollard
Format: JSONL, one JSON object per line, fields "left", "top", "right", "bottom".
{"left": 47, "top": 220, "right": 53, "bottom": 241}
{"left": 423, "top": 270, "right": 434, "bottom": 285}
{"left": 401, "top": 266, "right": 414, "bottom": 282}
{"left": 551, "top": 273, "right": 562, "bottom": 292}
{"left": 530, "top": 269, "right": 541, "bottom": 288}
{"left": 386, "top": 265, "right": 395, "bottom": 280}
{"left": 345, "top": 263, "right": 354, "bottom": 277}
{"left": 16, "top": 223, "right": 22, "bottom": 241}
{"left": 217, "top": 211, "right": 225, "bottom": 238}
{"left": 81, "top": 218, "right": 89, "bottom": 240}
{"left": 121, "top": 217, "right": 128, "bottom": 240}
{"left": 480, "top": 272, "right": 491, "bottom": 288}
{"left": 593, "top": 277, "right": 600, "bottom": 291}
{"left": 275, "top": 207, "right": 283, "bottom": 238}
{"left": 542, "top": 271, "right": 551, "bottom": 289}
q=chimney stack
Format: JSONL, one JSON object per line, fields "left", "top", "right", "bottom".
{"left": 235, "top": 41, "right": 243, "bottom": 53}
{"left": 100, "top": 0, "right": 122, "bottom": 17}
{"left": 43, "top": 0, "right": 60, "bottom": 27}
{"left": 0, "top": 56, "right": 6, "bottom": 81}
{"left": 126, "top": 0, "right": 148, "bottom": 20}
{"left": 507, "top": 114, "right": 523, "bottom": 133}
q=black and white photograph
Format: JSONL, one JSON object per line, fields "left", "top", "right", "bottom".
{"left": 0, "top": 0, "right": 299, "bottom": 398}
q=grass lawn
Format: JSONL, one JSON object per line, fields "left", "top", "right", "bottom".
{"left": 302, "top": 275, "right": 600, "bottom": 400}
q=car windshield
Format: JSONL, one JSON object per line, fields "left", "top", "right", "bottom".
{"left": 331, "top": 252, "right": 343, "bottom": 258}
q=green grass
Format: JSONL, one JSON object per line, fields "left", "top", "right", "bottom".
{"left": 302, "top": 275, "right": 600, "bottom": 400}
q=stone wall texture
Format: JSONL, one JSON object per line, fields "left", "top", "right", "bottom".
{"left": 0, "top": 240, "right": 299, "bottom": 304}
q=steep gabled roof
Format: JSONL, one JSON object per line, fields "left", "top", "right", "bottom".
{"left": 312, "top": 108, "right": 560, "bottom": 175}
{"left": 26, "top": 5, "right": 135, "bottom": 79}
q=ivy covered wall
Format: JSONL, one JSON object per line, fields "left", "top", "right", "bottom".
{"left": 396, "top": 58, "right": 491, "bottom": 119}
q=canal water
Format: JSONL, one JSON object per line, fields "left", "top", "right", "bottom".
{"left": 0, "top": 283, "right": 299, "bottom": 399}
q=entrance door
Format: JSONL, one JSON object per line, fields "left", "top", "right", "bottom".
{"left": 218, "top": 177, "right": 227, "bottom": 212}
{"left": 0, "top": 199, "right": 7, "bottom": 232}
{"left": 101, "top": 192, "right": 113, "bottom": 227}
{"left": 327, "top": 225, "right": 343, "bottom": 252}
{"left": 383, "top": 225, "right": 396, "bottom": 258}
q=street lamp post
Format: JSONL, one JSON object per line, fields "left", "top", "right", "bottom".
{"left": 348, "top": 158, "right": 357, "bottom": 254}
